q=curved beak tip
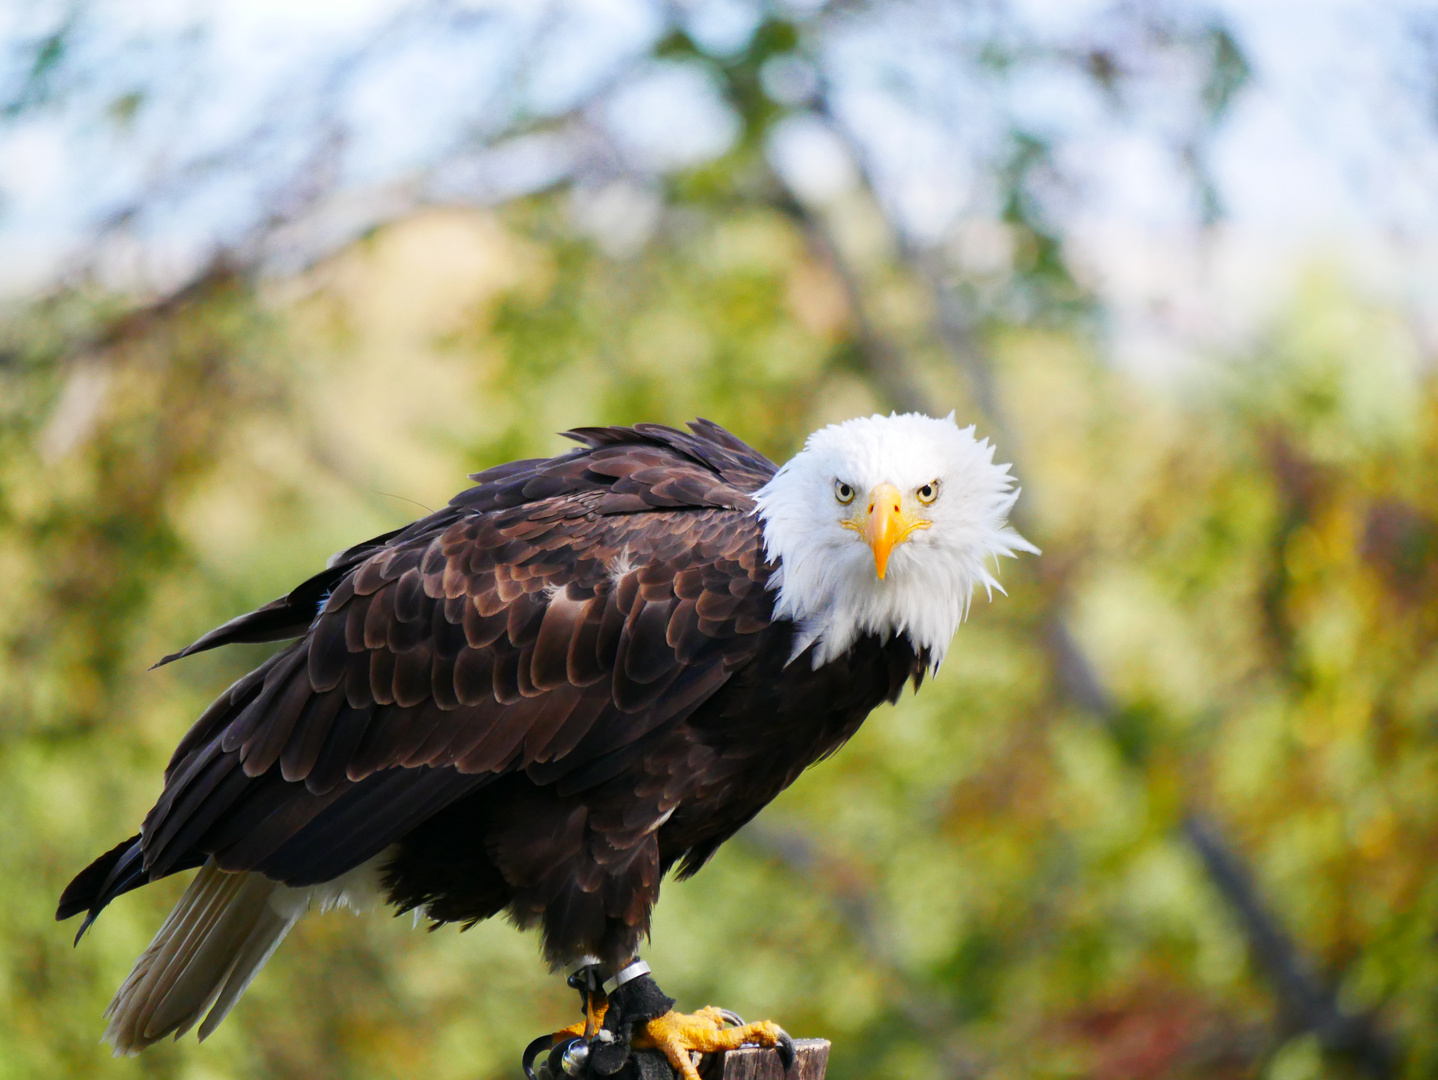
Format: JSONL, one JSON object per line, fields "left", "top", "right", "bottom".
{"left": 863, "top": 484, "right": 904, "bottom": 580}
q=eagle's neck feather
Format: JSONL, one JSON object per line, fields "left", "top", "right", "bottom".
{"left": 759, "top": 540, "right": 976, "bottom": 671}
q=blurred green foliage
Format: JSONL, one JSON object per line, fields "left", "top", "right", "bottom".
{"left": 2, "top": 4, "right": 1435, "bottom": 1079}
{"left": 3, "top": 195, "right": 1436, "bottom": 1080}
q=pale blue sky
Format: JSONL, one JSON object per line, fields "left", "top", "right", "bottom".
{"left": 2, "top": 0, "right": 1435, "bottom": 367}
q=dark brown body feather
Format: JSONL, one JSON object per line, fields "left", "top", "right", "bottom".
{"left": 59, "top": 420, "right": 925, "bottom": 969}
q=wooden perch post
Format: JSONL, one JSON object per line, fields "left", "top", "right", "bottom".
{"left": 707, "top": 1039, "right": 829, "bottom": 1080}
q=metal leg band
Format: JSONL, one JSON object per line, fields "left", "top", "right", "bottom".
{"left": 601, "top": 958, "right": 651, "bottom": 996}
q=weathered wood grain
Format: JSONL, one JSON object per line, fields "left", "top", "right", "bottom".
{"left": 708, "top": 1038, "right": 829, "bottom": 1080}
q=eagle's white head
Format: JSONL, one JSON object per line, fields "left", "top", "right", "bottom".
{"left": 754, "top": 412, "right": 1038, "bottom": 669}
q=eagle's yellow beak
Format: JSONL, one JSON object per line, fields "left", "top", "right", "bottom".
{"left": 848, "top": 483, "right": 931, "bottom": 579}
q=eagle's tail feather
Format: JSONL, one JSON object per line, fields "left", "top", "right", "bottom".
{"left": 103, "top": 860, "right": 300, "bottom": 1054}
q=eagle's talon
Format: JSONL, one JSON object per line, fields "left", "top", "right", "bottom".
{"left": 636, "top": 1008, "right": 792, "bottom": 1080}
{"left": 523, "top": 1033, "right": 557, "bottom": 1080}
{"left": 775, "top": 1029, "right": 797, "bottom": 1073}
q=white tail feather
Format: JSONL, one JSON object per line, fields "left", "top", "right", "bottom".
{"left": 103, "top": 864, "right": 297, "bottom": 1054}
{"left": 103, "top": 855, "right": 387, "bottom": 1055}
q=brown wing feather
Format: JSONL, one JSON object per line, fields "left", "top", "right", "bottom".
{"left": 114, "top": 421, "right": 779, "bottom": 912}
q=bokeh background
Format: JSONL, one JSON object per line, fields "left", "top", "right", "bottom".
{"left": 4, "top": 2, "right": 1438, "bottom": 1078}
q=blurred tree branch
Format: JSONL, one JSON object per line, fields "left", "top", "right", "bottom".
{"left": 770, "top": 89, "right": 1401, "bottom": 1078}
{"left": 740, "top": 820, "right": 987, "bottom": 1080}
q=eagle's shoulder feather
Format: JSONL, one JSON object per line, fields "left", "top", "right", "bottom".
{"left": 131, "top": 422, "right": 780, "bottom": 898}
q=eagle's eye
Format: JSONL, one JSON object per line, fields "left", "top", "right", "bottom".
{"left": 834, "top": 480, "right": 856, "bottom": 505}
{"left": 916, "top": 481, "right": 939, "bottom": 505}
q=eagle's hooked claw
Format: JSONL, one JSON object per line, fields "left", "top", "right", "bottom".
{"left": 523, "top": 1033, "right": 556, "bottom": 1080}
{"left": 523, "top": 967, "right": 796, "bottom": 1080}
{"left": 775, "top": 1029, "right": 797, "bottom": 1073}
{"left": 635, "top": 1007, "right": 795, "bottom": 1080}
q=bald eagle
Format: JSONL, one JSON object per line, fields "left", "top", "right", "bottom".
{"left": 58, "top": 413, "right": 1034, "bottom": 1077}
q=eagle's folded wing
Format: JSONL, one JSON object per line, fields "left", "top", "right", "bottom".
{"left": 74, "top": 423, "right": 779, "bottom": 927}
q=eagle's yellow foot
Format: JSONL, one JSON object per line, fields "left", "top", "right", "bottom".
{"left": 635, "top": 1006, "right": 794, "bottom": 1080}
